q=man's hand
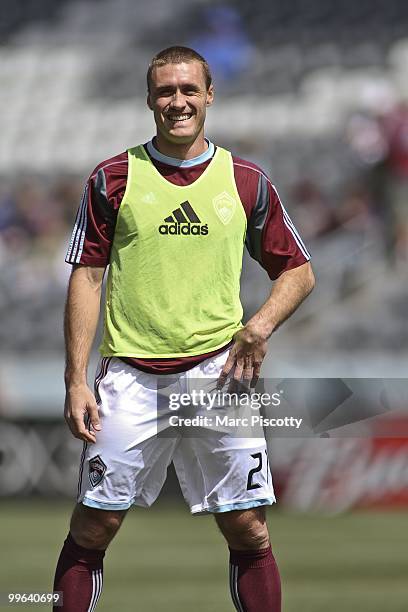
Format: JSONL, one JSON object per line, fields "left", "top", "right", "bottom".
{"left": 217, "top": 325, "right": 268, "bottom": 389}
{"left": 217, "top": 262, "right": 315, "bottom": 390}
{"left": 64, "top": 383, "right": 101, "bottom": 443}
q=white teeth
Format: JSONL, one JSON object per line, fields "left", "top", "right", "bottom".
{"left": 168, "top": 114, "right": 191, "bottom": 121}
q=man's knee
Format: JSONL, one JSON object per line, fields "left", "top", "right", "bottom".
{"left": 215, "top": 507, "right": 270, "bottom": 551}
{"left": 70, "top": 503, "right": 127, "bottom": 550}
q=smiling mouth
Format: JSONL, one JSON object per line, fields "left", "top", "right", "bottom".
{"left": 166, "top": 113, "right": 193, "bottom": 122}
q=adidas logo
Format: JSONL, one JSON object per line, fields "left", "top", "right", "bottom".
{"left": 159, "top": 200, "right": 208, "bottom": 235}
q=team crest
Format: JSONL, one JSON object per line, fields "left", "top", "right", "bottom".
{"left": 141, "top": 191, "right": 156, "bottom": 204}
{"left": 89, "top": 455, "right": 107, "bottom": 488}
{"left": 213, "top": 192, "right": 236, "bottom": 225}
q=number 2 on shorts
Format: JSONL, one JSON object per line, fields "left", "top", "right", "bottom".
{"left": 246, "top": 450, "right": 269, "bottom": 490}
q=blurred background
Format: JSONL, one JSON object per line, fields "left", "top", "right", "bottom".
{"left": 0, "top": 0, "right": 407, "bottom": 610}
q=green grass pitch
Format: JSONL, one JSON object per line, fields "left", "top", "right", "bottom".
{"left": 0, "top": 500, "right": 407, "bottom": 611}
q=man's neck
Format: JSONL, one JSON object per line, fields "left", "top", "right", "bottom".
{"left": 154, "top": 133, "right": 208, "bottom": 160}
{"left": 147, "top": 138, "right": 214, "bottom": 168}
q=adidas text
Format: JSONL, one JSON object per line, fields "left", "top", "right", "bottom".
{"left": 159, "top": 223, "right": 209, "bottom": 236}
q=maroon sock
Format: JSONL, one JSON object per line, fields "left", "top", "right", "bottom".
{"left": 229, "top": 545, "right": 281, "bottom": 612}
{"left": 53, "top": 533, "right": 105, "bottom": 612}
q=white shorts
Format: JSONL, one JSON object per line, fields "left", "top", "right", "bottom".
{"left": 77, "top": 349, "right": 276, "bottom": 514}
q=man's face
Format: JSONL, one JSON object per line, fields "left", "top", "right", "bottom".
{"left": 147, "top": 61, "right": 214, "bottom": 145}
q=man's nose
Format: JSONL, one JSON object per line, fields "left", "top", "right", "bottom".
{"left": 171, "top": 89, "right": 186, "bottom": 108}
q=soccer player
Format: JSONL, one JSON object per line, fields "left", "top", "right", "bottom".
{"left": 54, "top": 46, "right": 315, "bottom": 611}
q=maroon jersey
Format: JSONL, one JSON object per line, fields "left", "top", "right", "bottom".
{"left": 66, "top": 141, "right": 310, "bottom": 374}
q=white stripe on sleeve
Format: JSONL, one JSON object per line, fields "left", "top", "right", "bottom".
{"left": 66, "top": 184, "right": 89, "bottom": 263}
{"left": 272, "top": 184, "right": 310, "bottom": 259}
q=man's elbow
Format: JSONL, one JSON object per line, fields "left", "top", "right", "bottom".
{"left": 303, "top": 261, "right": 316, "bottom": 296}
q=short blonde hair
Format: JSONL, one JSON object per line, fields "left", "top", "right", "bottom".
{"left": 147, "top": 46, "right": 212, "bottom": 92}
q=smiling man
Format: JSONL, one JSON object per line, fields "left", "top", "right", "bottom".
{"left": 54, "top": 46, "right": 315, "bottom": 611}
{"left": 147, "top": 59, "right": 213, "bottom": 154}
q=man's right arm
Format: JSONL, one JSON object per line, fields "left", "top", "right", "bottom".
{"left": 64, "top": 264, "right": 106, "bottom": 443}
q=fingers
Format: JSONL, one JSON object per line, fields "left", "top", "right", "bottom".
{"left": 64, "top": 388, "right": 100, "bottom": 443}
{"left": 217, "top": 340, "right": 266, "bottom": 390}
{"left": 233, "top": 356, "right": 245, "bottom": 382}
{"left": 251, "top": 361, "right": 262, "bottom": 388}
{"left": 69, "top": 413, "right": 97, "bottom": 444}
{"left": 87, "top": 399, "right": 101, "bottom": 431}
{"left": 217, "top": 350, "right": 237, "bottom": 389}
{"left": 243, "top": 355, "right": 253, "bottom": 382}
{"left": 218, "top": 350, "right": 259, "bottom": 389}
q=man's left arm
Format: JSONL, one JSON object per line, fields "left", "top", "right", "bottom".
{"left": 218, "top": 261, "right": 315, "bottom": 387}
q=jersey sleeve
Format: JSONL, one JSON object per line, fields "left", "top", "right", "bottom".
{"left": 234, "top": 158, "right": 310, "bottom": 280}
{"left": 65, "top": 153, "right": 128, "bottom": 266}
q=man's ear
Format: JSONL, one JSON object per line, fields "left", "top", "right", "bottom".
{"left": 206, "top": 84, "right": 214, "bottom": 107}
{"left": 147, "top": 93, "right": 153, "bottom": 110}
